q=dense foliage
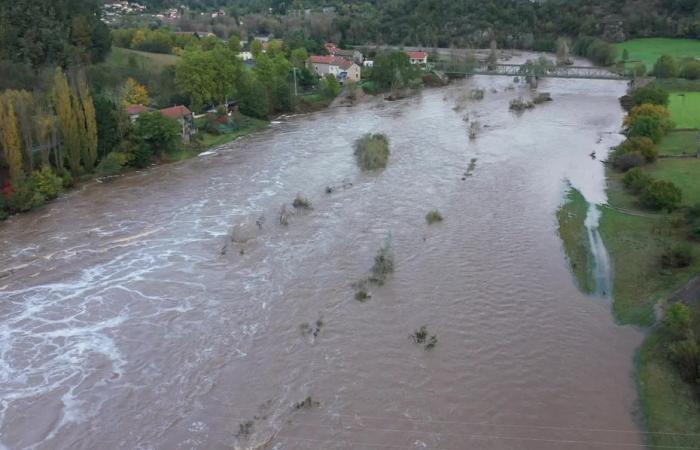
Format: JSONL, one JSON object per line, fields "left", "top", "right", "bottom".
{"left": 0, "top": 0, "right": 111, "bottom": 67}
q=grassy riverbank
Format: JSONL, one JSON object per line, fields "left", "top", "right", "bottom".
{"left": 557, "top": 187, "right": 595, "bottom": 294}
{"left": 637, "top": 323, "right": 700, "bottom": 449}
{"left": 600, "top": 127, "right": 700, "bottom": 447}
{"left": 669, "top": 93, "right": 700, "bottom": 129}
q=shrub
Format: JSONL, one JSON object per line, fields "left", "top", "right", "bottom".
{"left": 292, "top": 194, "right": 312, "bottom": 210}
{"left": 641, "top": 180, "right": 682, "bottom": 211}
{"left": 622, "top": 167, "right": 653, "bottom": 194}
{"left": 56, "top": 167, "right": 73, "bottom": 188}
{"left": 625, "top": 104, "right": 673, "bottom": 144}
{"left": 31, "top": 166, "right": 63, "bottom": 201}
{"left": 652, "top": 55, "right": 679, "bottom": 79}
{"left": 509, "top": 97, "right": 534, "bottom": 111}
{"left": 7, "top": 176, "right": 45, "bottom": 212}
{"left": 354, "top": 133, "right": 390, "bottom": 171}
{"left": 369, "top": 236, "right": 394, "bottom": 285}
{"left": 320, "top": 74, "right": 341, "bottom": 99}
{"left": 668, "top": 338, "right": 700, "bottom": 383}
{"left": 410, "top": 325, "right": 438, "bottom": 350}
{"left": 663, "top": 303, "right": 693, "bottom": 341}
{"left": 97, "top": 152, "right": 128, "bottom": 177}
{"left": 426, "top": 210, "right": 443, "bottom": 224}
{"left": 619, "top": 137, "right": 658, "bottom": 163}
{"left": 0, "top": 195, "right": 9, "bottom": 221}
{"left": 680, "top": 60, "right": 700, "bottom": 80}
{"left": 612, "top": 151, "right": 645, "bottom": 172}
{"left": 660, "top": 244, "right": 693, "bottom": 269}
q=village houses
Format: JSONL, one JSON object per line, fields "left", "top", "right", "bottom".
{"left": 406, "top": 51, "right": 429, "bottom": 65}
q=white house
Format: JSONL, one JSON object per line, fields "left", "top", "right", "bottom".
{"left": 308, "top": 55, "right": 361, "bottom": 83}
{"left": 406, "top": 51, "right": 428, "bottom": 65}
{"left": 237, "top": 51, "right": 253, "bottom": 61}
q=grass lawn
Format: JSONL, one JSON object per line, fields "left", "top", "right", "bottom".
{"left": 616, "top": 38, "right": 700, "bottom": 70}
{"left": 600, "top": 206, "right": 700, "bottom": 326}
{"left": 197, "top": 117, "right": 269, "bottom": 148}
{"left": 669, "top": 92, "right": 700, "bottom": 129}
{"left": 659, "top": 130, "right": 698, "bottom": 157}
{"left": 648, "top": 158, "right": 700, "bottom": 207}
{"left": 637, "top": 328, "right": 700, "bottom": 450}
{"left": 557, "top": 187, "right": 595, "bottom": 294}
{"left": 108, "top": 47, "right": 180, "bottom": 72}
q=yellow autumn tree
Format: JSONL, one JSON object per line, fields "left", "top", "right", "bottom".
{"left": 0, "top": 96, "right": 25, "bottom": 182}
{"left": 122, "top": 78, "right": 150, "bottom": 106}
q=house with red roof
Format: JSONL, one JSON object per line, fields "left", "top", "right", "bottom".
{"left": 308, "top": 55, "right": 361, "bottom": 83}
{"left": 406, "top": 51, "right": 429, "bottom": 65}
{"left": 125, "top": 104, "right": 151, "bottom": 122}
{"left": 159, "top": 105, "right": 196, "bottom": 143}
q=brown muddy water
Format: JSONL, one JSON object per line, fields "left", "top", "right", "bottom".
{"left": 1, "top": 74, "right": 646, "bottom": 449}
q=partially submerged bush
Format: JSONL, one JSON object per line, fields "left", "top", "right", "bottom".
{"left": 619, "top": 137, "right": 658, "bottom": 163}
{"left": 292, "top": 194, "right": 312, "bottom": 210}
{"left": 533, "top": 92, "right": 552, "bottom": 104}
{"left": 469, "top": 89, "right": 485, "bottom": 100}
{"left": 294, "top": 396, "right": 321, "bottom": 409}
{"left": 411, "top": 325, "right": 438, "bottom": 350}
{"left": 354, "top": 133, "right": 390, "bottom": 171}
{"left": 612, "top": 151, "right": 645, "bottom": 172}
{"left": 426, "top": 210, "right": 443, "bottom": 224}
{"left": 369, "top": 236, "right": 395, "bottom": 285}
{"left": 509, "top": 97, "right": 534, "bottom": 111}
{"left": 97, "top": 152, "right": 128, "bottom": 177}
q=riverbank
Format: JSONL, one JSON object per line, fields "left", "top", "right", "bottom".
{"left": 599, "top": 125, "right": 700, "bottom": 447}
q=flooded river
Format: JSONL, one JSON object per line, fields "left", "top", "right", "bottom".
{"left": 1, "top": 72, "right": 646, "bottom": 449}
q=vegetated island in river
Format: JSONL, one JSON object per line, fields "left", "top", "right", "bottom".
{"left": 557, "top": 63, "right": 700, "bottom": 447}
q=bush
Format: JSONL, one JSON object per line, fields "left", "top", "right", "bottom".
{"left": 625, "top": 104, "right": 673, "bottom": 144}
{"left": 680, "top": 60, "right": 700, "bottom": 80}
{"left": 426, "top": 210, "right": 443, "bottom": 224}
{"left": 660, "top": 244, "right": 693, "bottom": 269}
{"left": 652, "top": 55, "right": 679, "bottom": 79}
{"left": 619, "top": 137, "right": 658, "bottom": 163}
{"left": 663, "top": 303, "right": 693, "bottom": 341}
{"left": 319, "top": 74, "right": 341, "bottom": 99}
{"left": 612, "top": 151, "right": 645, "bottom": 172}
{"left": 641, "top": 180, "right": 682, "bottom": 211}
{"left": 369, "top": 236, "right": 394, "bottom": 286}
{"left": 292, "top": 194, "right": 312, "bottom": 210}
{"left": 7, "top": 176, "right": 45, "bottom": 212}
{"left": 31, "top": 166, "right": 63, "bottom": 201}
{"left": 354, "top": 133, "right": 390, "bottom": 171}
{"left": 622, "top": 167, "right": 653, "bottom": 194}
{"left": 668, "top": 338, "right": 700, "bottom": 383}
{"left": 97, "top": 152, "right": 128, "bottom": 177}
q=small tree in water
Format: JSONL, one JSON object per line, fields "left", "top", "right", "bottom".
{"left": 369, "top": 234, "right": 395, "bottom": 285}
{"left": 487, "top": 40, "right": 498, "bottom": 71}
{"left": 556, "top": 38, "right": 572, "bottom": 66}
{"left": 354, "top": 133, "right": 390, "bottom": 170}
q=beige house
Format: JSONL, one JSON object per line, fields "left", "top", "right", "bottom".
{"left": 308, "top": 56, "right": 361, "bottom": 83}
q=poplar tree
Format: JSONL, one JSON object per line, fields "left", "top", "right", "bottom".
{"left": 53, "top": 68, "right": 81, "bottom": 173}
{"left": 78, "top": 79, "right": 98, "bottom": 171}
{"left": 0, "top": 97, "right": 25, "bottom": 182}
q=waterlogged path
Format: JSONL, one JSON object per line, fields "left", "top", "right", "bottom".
{"left": 1, "top": 73, "right": 644, "bottom": 449}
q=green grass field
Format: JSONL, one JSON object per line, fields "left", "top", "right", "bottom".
{"left": 659, "top": 130, "right": 698, "bottom": 156}
{"left": 616, "top": 38, "right": 700, "bottom": 70}
{"left": 557, "top": 187, "right": 595, "bottom": 294}
{"left": 107, "top": 47, "right": 180, "bottom": 72}
{"left": 669, "top": 92, "right": 700, "bottom": 129}
{"left": 638, "top": 329, "right": 700, "bottom": 450}
{"left": 648, "top": 158, "right": 700, "bottom": 207}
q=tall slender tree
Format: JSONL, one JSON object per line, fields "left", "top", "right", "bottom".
{"left": 77, "top": 77, "right": 98, "bottom": 171}
{"left": 0, "top": 97, "right": 24, "bottom": 182}
{"left": 52, "top": 68, "right": 81, "bottom": 173}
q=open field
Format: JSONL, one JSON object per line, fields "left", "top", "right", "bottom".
{"left": 107, "top": 47, "right": 180, "bottom": 72}
{"left": 669, "top": 92, "right": 700, "bottom": 129}
{"left": 659, "top": 130, "right": 698, "bottom": 157}
{"left": 648, "top": 158, "right": 700, "bottom": 207}
{"left": 557, "top": 187, "right": 594, "bottom": 294}
{"left": 616, "top": 38, "right": 700, "bottom": 70}
{"left": 599, "top": 206, "right": 700, "bottom": 326}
